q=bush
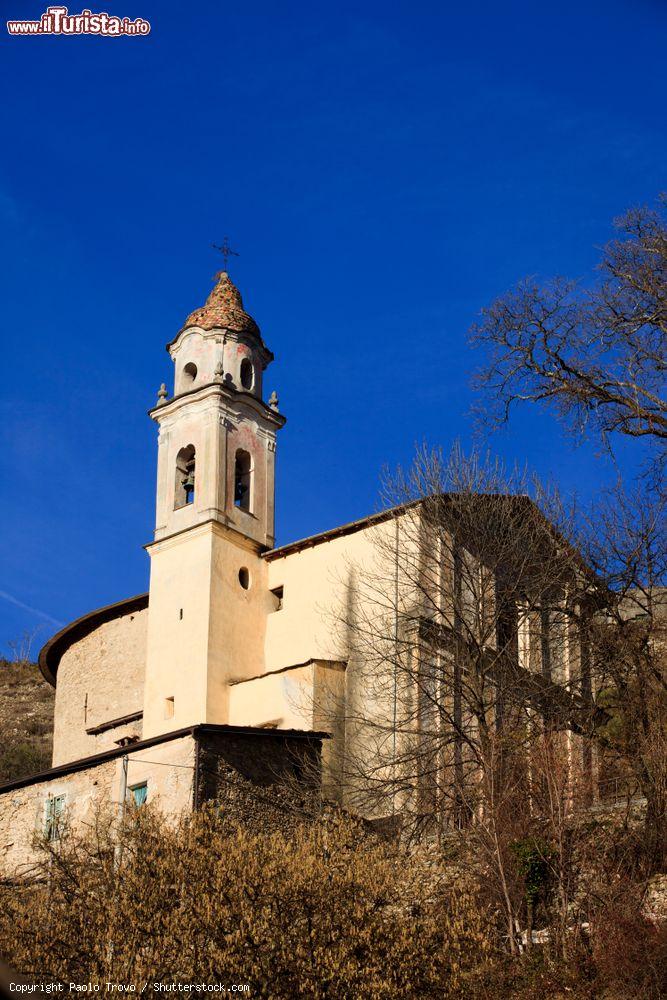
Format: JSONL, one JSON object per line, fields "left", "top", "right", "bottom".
{"left": 0, "top": 657, "right": 39, "bottom": 687}
{"left": 0, "top": 741, "right": 49, "bottom": 783}
{"left": 590, "top": 884, "right": 667, "bottom": 999}
{"left": 0, "top": 807, "right": 494, "bottom": 997}
{"left": 1, "top": 804, "right": 663, "bottom": 997}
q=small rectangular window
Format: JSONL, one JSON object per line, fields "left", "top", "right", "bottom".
{"left": 270, "top": 586, "right": 284, "bottom": 611}
{"left": 44, "top": 794, "right": 65, "bottom": 842}
{"left": 130, "top": 782, "right": 148, "bottom": 807}
{"left": 164, "top": 696, "right": 175, "bottom": 720}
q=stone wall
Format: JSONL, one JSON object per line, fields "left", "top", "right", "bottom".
{"left": 0, "top": 733, "right": 195, "bottom": 877}
{"left": 52, "top": 606, "right": 148, "bottom": 766}
{"left": 0, "top": 757, "right": 118, "bottom": 876}
{"left": 196, "top": 729, "right": 322, "bottom": 835}
{"left": 0, "top": 727, "right": 324, "bottom": 876}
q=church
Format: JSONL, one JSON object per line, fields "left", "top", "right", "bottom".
{"left": 0, "top": 270, "right": 594, "bottom": 870}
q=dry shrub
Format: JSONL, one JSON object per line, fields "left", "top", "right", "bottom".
{"left": 0, "top": 806, "right": 494, "bottom": 997}
{"left": 589, "top": 882, "right": 667, "bottom": 1000}
{"left": 464, "top": 948, "right": 597, "bottom": 1000}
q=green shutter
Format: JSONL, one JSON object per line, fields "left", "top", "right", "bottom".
{"left": 45, "top": 794, "right": 65, "bottom": 841}
{"left": 131, "top": 782, "right": 148, "bottom": 806}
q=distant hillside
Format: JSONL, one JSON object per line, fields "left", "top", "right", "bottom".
{"left": 0, "top": 658, "right": 55, "bottom": 783}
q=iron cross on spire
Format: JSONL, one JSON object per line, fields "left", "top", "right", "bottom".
{"left": 211, "top": 236, "right": 240, "bottom": 272}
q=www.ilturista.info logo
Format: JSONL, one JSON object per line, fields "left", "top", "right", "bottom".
{"left": 7, "top": 6, "right": 151, "bottom": 35}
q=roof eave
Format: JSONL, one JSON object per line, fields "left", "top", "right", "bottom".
{"left": 38, "top": 592, "right": 149, "bottom": 687}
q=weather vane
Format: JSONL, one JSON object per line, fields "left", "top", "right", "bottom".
{"left": 211, "top": 236, "right": 240, "bottom": 272}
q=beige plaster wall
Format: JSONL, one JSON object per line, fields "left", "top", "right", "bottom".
{"left": 228, "top": 660, "right": 346, "bottom": 801}
{"left": 264, "top": 514, "right": 422, "bottom": 670}
{"left": 120, "top": 735, "right": 196, "bottom": 816}
{"left": 52, "top": 607, "right": 148, "bottom": 767}
{"left": 263, "top": 514, "right": 425, "bottom": 814}
{"left": 0, "top": 736, "right": 195, "bottom": 877}
{"left": 206, "top": 527, "right": 274, "bottom": 720}
{"left": 143, "top": 526, "right": 213, "bottom": 736}
{"left": 228, "top": 664, "right": 315, "bottom": 729}
{"left": 143, "top": 523, "right": 275, "bottom": 738}
{"left": 228, "top": 661, "right": 345, "bottom": 732}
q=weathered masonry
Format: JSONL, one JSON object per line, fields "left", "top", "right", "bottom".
{"left": 0, "top": 724, "right": 323, "bottom": 874}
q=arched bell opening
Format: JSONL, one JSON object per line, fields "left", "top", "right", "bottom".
{"left": 240, "top": 358, "right": 254, "bottom": 391}
{"left": 175, "top": 445, "right": 196, "bottom": 509}
{"left": 234, "top": 449, "right": 252, "bottom": 512}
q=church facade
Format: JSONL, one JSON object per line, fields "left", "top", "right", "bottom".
{"left": 0, "top": 272, "right": 405, "bottom": 871}
{"left": 0, "top": 271, "right": 595, "bottom": 872}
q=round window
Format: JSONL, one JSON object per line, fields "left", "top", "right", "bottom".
{"left": 240, "top": 358, "right": 254, "bottom": 390}
{"left": 238, "top": 567, "right": 250, "bottom": 590}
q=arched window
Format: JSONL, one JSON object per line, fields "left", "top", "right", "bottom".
{"left": 240, "top": 358, "right": 254, "bottom": 390}
{"left": 234, "top": 449, "right": 252, "bottom": 511}
{"left": 175, "top": 445, "right": 196, "bottom": 508}
{"left": 183, "top": 362, "right": 197, "bottom": 384}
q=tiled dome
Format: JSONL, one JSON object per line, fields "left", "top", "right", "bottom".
{"left": 183, "top": 271, "right": 260, "bottom": 337}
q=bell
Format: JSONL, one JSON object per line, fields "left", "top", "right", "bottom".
{"left": 182, "top": 472, "right": 195, "bottom": 490}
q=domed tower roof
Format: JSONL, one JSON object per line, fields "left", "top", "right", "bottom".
{"left": 183, "top": 271, "right": 260, "bottom": 336}
{"left": 170, "top": 270, "right": 273, "bottom": 359}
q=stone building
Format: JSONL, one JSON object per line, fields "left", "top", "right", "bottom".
{"left": 0, "top": 271, "right": 598, "bottom": 871}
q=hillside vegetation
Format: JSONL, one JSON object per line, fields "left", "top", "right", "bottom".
{"left": 0, "top": 657, "right": 54, "bottom": 784}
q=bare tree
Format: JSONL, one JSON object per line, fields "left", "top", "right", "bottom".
{"left": 334, "top": 445, "right": 602, "bottom": 952}
{"left": 470, "top": 194, "right": 667, "bottom": 873}
{"left": 573, "top": 482, "right": 667, "bottom": 871}
{"left": 470, "top": 198, "right": 667, "bottom": 466}
{"left": 5, "top": 628, "right": 42, "bottom": 670}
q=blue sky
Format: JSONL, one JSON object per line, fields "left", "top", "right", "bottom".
{"left": 0, "top": 0, "right": 665, "bottom": 653}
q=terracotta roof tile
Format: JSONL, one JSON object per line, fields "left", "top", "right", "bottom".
{"left": 183, "top": 271, "right": 260, "bottom": 336}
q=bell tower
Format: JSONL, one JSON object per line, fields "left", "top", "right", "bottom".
{"left": 142, "top": 272, "right": 285, "bottom": 738}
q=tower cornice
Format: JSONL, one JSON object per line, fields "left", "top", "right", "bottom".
{"left": 148, "top": 380, "right": 286, "bottom": 429}
{"left": 145, "top": 517, "right": 266, "bottom": 556}
{"left": 168, "top": 325, "right": 274, "bottom": 369}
